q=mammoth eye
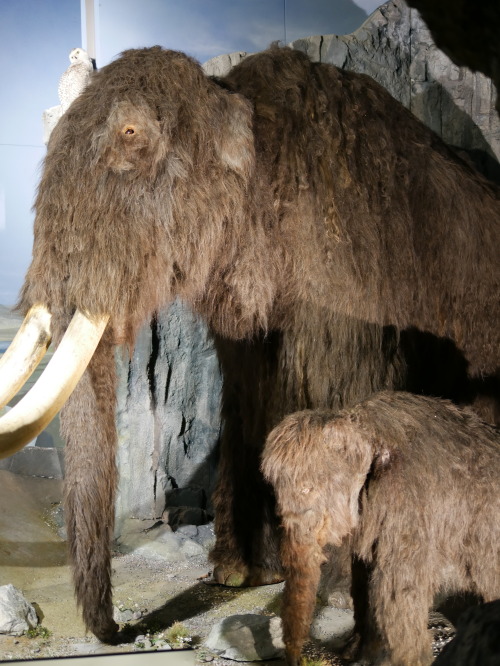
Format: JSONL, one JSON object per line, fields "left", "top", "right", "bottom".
{"left": 124, "top": 126, "right": 135, "bottom": 135}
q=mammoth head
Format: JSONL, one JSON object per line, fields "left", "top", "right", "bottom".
{"left": 22, "top": 47, "right": 256, "bottom": 324}
{"left": 262, "top": 410, "right": 379, "bottom": 547}
{"left": 0, "top": 47, "right": 259, "bottom": 456}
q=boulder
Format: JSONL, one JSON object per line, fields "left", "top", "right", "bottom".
{"left": 204, "top": 614, "right": 284, "bottom": 661}
{"left": 0, "top": 584, "right": 38, "bottom": 636}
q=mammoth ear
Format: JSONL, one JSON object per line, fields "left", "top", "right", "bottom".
{"left": 370, "top": 442, "right": 395, "bottom": 479}
{"left": 216, "top": 92, "right": 255, "bottom": 177}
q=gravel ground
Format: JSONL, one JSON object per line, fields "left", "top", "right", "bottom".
{"left": 0, "top": 471, "right": 455, "bottom": 664}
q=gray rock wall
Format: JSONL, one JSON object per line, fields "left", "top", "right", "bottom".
{"left": 115, "top": 0, "right": 500, "bottom": 528}
{"left": 291, "top": 1, "right": 413, "bottom": 106}
{"left": 290, "top": 0, "right": 500, "bottom": 177}
{"left": 408, "top": 8, "right": 500, "bottom": 181}
{"left": 115, "top": 300, "right": 221, "bottom": 529}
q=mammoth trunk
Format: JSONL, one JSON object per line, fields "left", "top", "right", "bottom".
{"left": 60, "top": 328, "right": 118, "bottom": 641}
{"left": 280, "top": 526, "right": 325, "bottom": 666}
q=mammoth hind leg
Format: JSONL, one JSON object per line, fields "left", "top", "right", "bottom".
{"left": 60, "top": 328, "right": 119, "bottom": 642}
{"left": 369, "top": 567, "right": 434, "bottom": 666}
{"left": 210, "top": 334, "right": 283, "bottom": 587}
{"left": 210, "top": 406, "right": 283, "bottom": 586}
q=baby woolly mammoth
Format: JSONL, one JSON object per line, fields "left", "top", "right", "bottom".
{"left": 0, "top": 44, "right": 499, "bottom": 641}
{"left": 262, "top": 392, "right": 500, "bottom": 666}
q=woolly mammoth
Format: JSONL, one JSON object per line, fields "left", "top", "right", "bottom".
{"left": 262, "top": 392, "right": 500, "bottom": 666}
{"left": 0, "top": 45, "right": 498, "bottom": 642}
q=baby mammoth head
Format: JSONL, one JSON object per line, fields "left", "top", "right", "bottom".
{"left": 262, "top": 410, "right": 375, "bottom": 546}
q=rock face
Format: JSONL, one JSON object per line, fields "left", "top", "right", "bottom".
{"left": 410, "top": 8, "right": 500, "bottom": 183}
{"left": 289, "top": 0, "right": 500, "bottom": 181}
{"left": 202, "top": 51, "right": 247, "bottom": 77}
{"left": 405, "top": 0, "right": 500, "bottom": 114}
{"left": 115, "top": 300, "right": 221, "bottom": 529}
{"left": 0, "top": 584, "right": 38, "bottom": 636}
{"left": 115, "top": 0, "right": 500, "bottom": 527}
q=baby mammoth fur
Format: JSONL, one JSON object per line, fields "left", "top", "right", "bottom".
{"left": 262, "top": 392, "right": 500, "bottom": 666}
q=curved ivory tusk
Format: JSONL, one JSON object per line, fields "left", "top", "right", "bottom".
{"left": 0, "top": 304, "right": 52, "bottom": 410}
{"left": 0, "top": 310, "right": 109, "bottom": 458}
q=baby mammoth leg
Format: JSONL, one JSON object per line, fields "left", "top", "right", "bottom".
{"left": 343, "top": 556, "right": 382, "bottom": 662}
{"left": 369, "top": 566, "right": 434, "bottom": 666}
{"left": 468, "top": 551, "right": 500, "bottom": 604}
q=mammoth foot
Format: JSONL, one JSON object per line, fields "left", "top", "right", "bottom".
{"left": 341, "top": 632, "right": 362, "bottom": 661}
{"left": 341, "top": 631, "right": 388, "bottom": 666}
{"left": 285, "top": 648, "right": 302, "bottom": 666}
{"left": 213, "top": 564, "right": 283, "bottom": 587}
{"left": 92, "top": 618, "right": 120, "bottom": 644}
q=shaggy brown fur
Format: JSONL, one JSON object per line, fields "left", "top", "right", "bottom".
{"left": 16, "top": 45, "right": 500, "bottom": 639}
{"left": 58, "top": 323, "right": 118, "bottom": 639}
{"left": 262, "top": 392, "right": 500, "bottom": 666}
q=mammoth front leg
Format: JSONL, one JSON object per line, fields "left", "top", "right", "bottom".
{"left": 60, "top": 329, "right": 119, "bottom": 642}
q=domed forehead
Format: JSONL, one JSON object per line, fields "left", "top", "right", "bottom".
{"left": 77, "top": 47, "right": 209, "bottom": 127}
{"left": 95, "top": 47, "right": 205, "bottom": 95}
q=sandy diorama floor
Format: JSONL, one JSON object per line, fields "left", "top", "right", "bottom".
{"left": 0, "top": 470, "right": 351, "bottom": 665}
{"left": 0, "top": 307, "right": 348, "bottom": 665}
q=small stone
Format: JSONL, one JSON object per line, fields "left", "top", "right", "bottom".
{"left": 134, "top": 538, "right": 185, "bottom": 562}
{"left": 204, "top": 614, "right": 284, "bottom": 661}
{"left": 155, "top": 525, "right": 176, "bottom": 542}
{"left": 180, "top": 539, "right": 205, "bottom": 557}
{"left": 177, "top": 524, "right": 198, "bottom": 538}
{"left": 113, "top": 606, "right": 134, "bottom": 623}
{"left": 310, "top": 606, "right": 355, "bottom": 647}
{"left": 194, "top": 524, "right": 216, "bottom": 549}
